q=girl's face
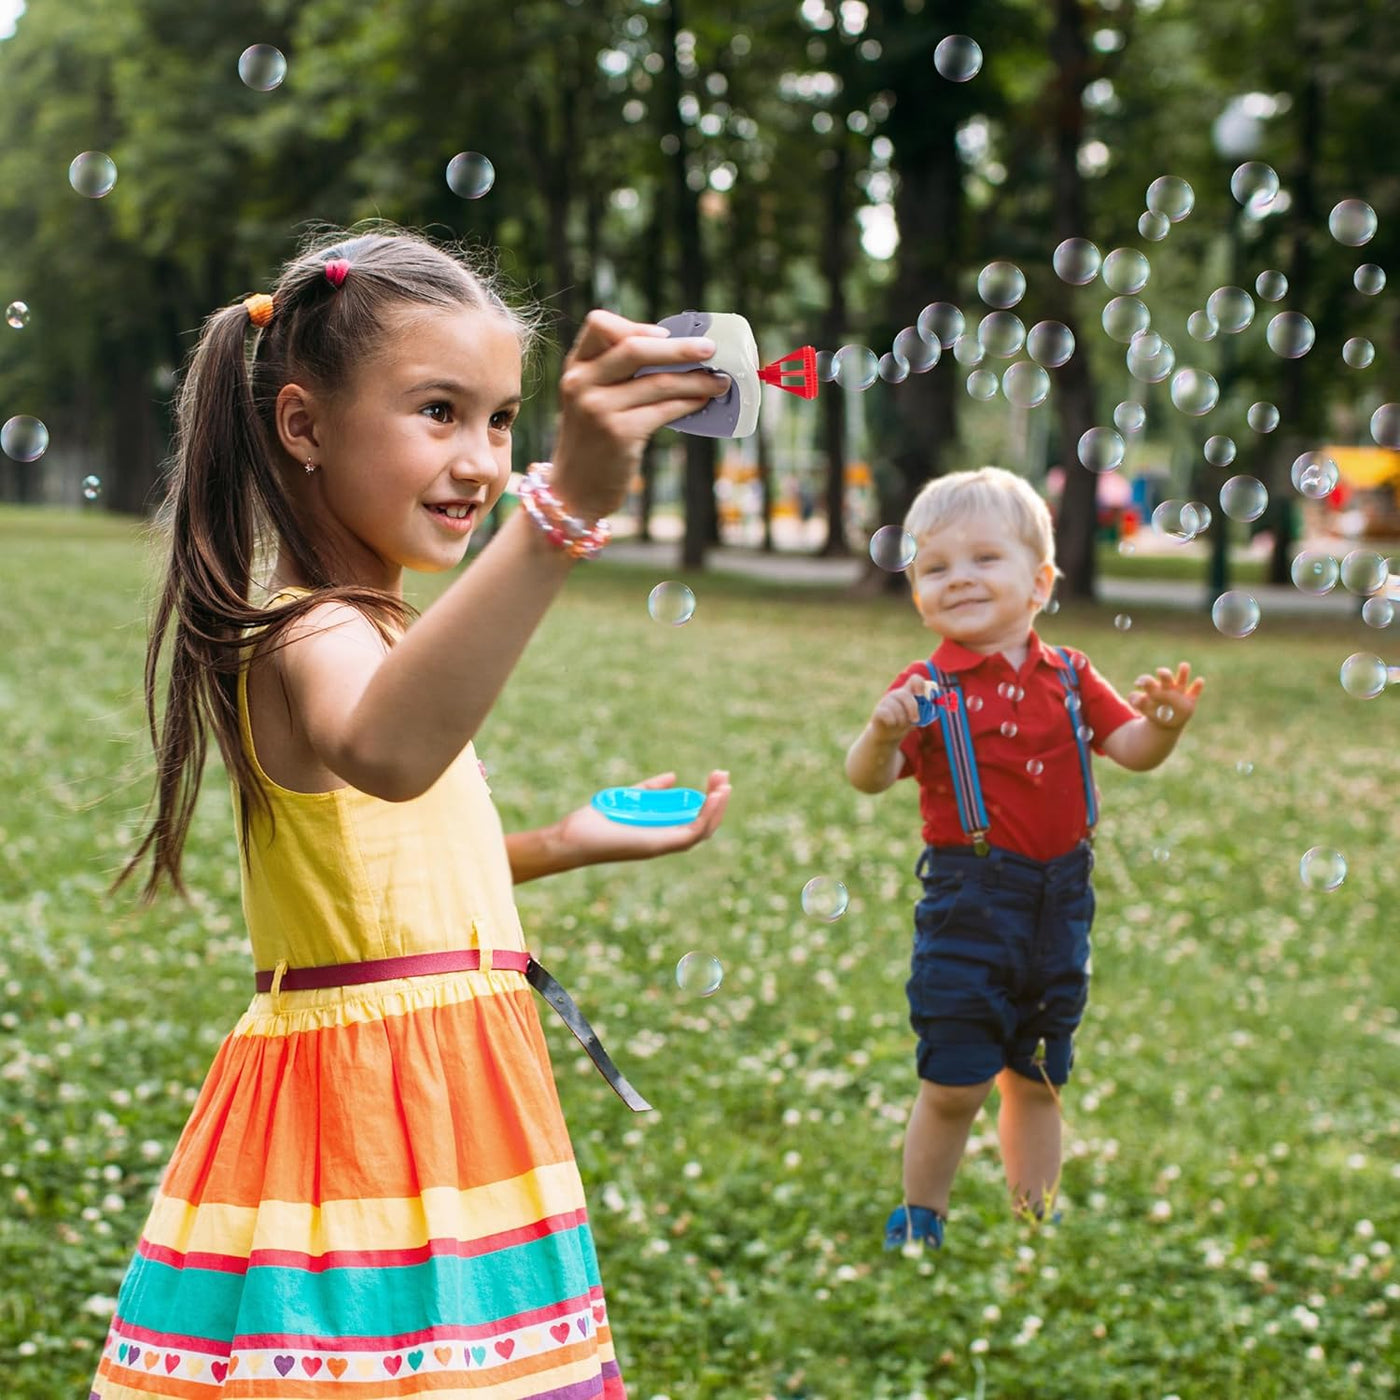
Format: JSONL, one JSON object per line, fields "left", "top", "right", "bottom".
{"left": 291, "top": 305, "right": 523, "bottom": 592}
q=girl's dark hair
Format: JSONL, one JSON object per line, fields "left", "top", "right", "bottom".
{"left": 113, "top": 224, "right": 543, "bottom": 904}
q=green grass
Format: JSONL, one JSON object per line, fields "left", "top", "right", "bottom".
{"left": 1, "top": 504, "right": 1397, "bottom": 1399}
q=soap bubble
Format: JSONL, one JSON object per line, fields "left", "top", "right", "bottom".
{"left": 815, "top": 350, "right": 837, "bottom": 383}
{"left": 978, "top": 261, "right": 1026, "bottom": 309}
{"left": 1329, "top": 198, "right": 1377, "bottom": 247}
{"left": 1125, "top": 331, "right": 1174, "bottom": 383}
{"left": 1000, "top": 720, "right": 1018, "bottom": 737}
{"left": 1220, "top": 475, "right": 1267, "bottom": 523}
{"left": 1236, "top": 760, "right": 1254, "bottom": 777}
{"left": 1138, "top": 210, "right": 1170, "bottom": 242}
{"left": 802, "top": 876, "right": 850, "bottom": 921}
{"left": 1153, "top": 499, "right": 1200, "bottom": 542}
{"left": 966, "top": 369, "right": 998, "bottom": 401}
{"left": 918, "top": 302, "right": 964, "bottom": 348}
{"left": 1354, "top": 264, "right": 1386, "bottom": 296}
{"left": 833, "top": 344, "right": 879, "bottom": 390}
{"left": 1257, "top": 270, "right": 1289, "bottom": 301}
{"left": 1342, "top": 337, "right": 1374, "bottom": 369}
{"left": 1002, "top": 362, "right": 1050, "bottom": 408}
{"left": 1078, "top": 427, "right": 1125, "bottom": 474}
{"left": 1247, "top": 401, "right": 1280, "bottom": 433}
{"left": 878, "top": 351, "right": 910, "bottom": 384}
{"left": 81, "top": 474, "right": 101, "bottom": 501}
{"left": 953, "top": 333, "right": 984, "bottom": 366}
{"left": 5, "top": 301, "right": 29, "bottom": 329}
{"left": 1211, "top": 590, "right": 1260, "bottom": 638}
{"left": 237, "top": 43, "right": 287, "bottom": 91}
{"left": 1113, "top": 614, "right": 1132, "bottom": 631}
{"left": 1230, "top": 161, "right": 1279, "bottom": 210}
{"left": 648, "top": 581, "right": 696, "bottom": 625}
{"left": 1184, "top": 501, "right": 1212, "bottom": 534}
{"left": 1339, "top": 652, "right": 1387, "bottom": 699}
{"left": 1118, "top": 538, "right": 1136, "bottom": 557}
{"left": 1204, "top": 435, "right": 1236, "bottom": 468}
{"left": 1052, "top": 237, "right": 1101, "bottom": 285}
{"left": 1370, "top": 404, "right": 1400, "bottom": 449}
{"left": 446, "top": 151, "right": 496, "bottom": 198}
{"left": 0, "top": 415, "right": 49, "bottom": 461}
{"left": 676, "top": 952, "right": 723, "bottom": 997}
{"left": 1026, "top": 320, "right": 1075, "bottom": 368}
{"left": 69, "top": 151, "right": 117, "bottom": 198}
{"left": 1114, "top": 401, "right": 1146, "bottom": 435}
{"left": 1290, "top": 550, "right": 1338, "bottom": 595}
{"left": 1266, "top": 311, "right": 1315, "bottom": 358}
{"left": 1362, "top": 597, "right": 1394, "bottom": 628}
{"left": 870, "top": 525, "right": 917, "bottom": 571}
{"left": 1187, "top": 310, "right": 1218, "bottom": 342}
{"left": 1103, "top": 248, "right": 1150, "bottom": 294}
{"left": 934, "top": 34, "right": 983, "bottom": 82}
{"left": 1290, "top": 450, "right": 1338, "bottom": 499}
{"left": 1103, "top": 296, "right": 1150, "bottom": 343}
{"left": 894, "top": 326, "right": 940, "bottom": 373}
{"left": 977, "top": 311, "right": 1026, "bottom": 358}
{"left": 1026, "top": 759, "right": 1044, "bottom": 777}
{"left": 1340, "top": 550, "right": 1388, "bottom": 596}
{"left": 1169, "top": 368, "right": 1218, "bottom": 416}
{"left": 1206, "top": 286, "right": 1254, "bottom": 334}
{"left": 1145, "top": 175, "right": 1194, "bottom": 221}
{"left": 1299, "top": 848, "right": 1347, "bottom": 891}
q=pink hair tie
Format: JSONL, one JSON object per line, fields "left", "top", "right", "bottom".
{"left": 324, "top": 259, "right": 350, "bottom": 288}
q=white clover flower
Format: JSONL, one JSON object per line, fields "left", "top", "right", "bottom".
{"left": 1306, "top": 1345, "right": 1325, "bottom": 1362}
{"left": 1357, "top": 1219, "right": 1377, "bottom": 1240}
{"left": 970, "top": 1338, "right": 989, "bottom": 1355}
{"left": 1291, "top": 1305, "right": 1320, "bottom": 1333}
{"left": 682, "top": 1161, "right": 702, "bottom": 1179}
{"left": 1149, "top": 1199, "right": 1172, "bottom": 1222}
{"left": 982, "top": 1304, "right": 1002, "bottom": 1323}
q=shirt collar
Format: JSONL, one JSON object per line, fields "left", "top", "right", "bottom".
{"left": 929, "top": 629, "right": 1053, "bottom": 675}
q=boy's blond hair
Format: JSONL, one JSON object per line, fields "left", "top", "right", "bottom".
{"left": 902, "top": 466, "right": 1060, "bottom": 583}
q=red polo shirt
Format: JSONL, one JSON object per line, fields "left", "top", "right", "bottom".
{"left": 892, "top": 631, "right": 1139, "bottom": 861}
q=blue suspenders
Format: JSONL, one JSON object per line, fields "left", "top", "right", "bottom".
{"left": 915, "top": 647, "right": 1097, "bottom": 854}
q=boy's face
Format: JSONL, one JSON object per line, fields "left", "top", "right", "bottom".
{"left": 909, "top": 509, "right": 1055, "bottom": 653}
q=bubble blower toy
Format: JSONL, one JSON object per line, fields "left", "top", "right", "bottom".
{"left": 636, "top": 311, "right": 818, "bottom": 438}
{"left": 590, "top": 786, "right": 706, "bottom": 827}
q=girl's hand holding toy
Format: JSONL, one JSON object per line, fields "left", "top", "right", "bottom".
{"left": 565, "top": 770, "right": 731, "bottom": 866}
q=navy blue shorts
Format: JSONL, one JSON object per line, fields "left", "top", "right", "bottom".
{"left": 907, "top": 841, "right": 1095, "bottom": 1087}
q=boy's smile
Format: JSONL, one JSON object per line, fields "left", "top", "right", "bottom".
{"left": 911, "top": 509, "right": 1055, "bottom": 656}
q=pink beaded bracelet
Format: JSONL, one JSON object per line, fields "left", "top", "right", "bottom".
{"left": 517, "top": 463, "right": 612, "bottom": 561}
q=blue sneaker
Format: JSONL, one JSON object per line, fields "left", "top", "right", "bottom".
{"left": 883, "top": 1204, "right": 944, "bottom": 1252}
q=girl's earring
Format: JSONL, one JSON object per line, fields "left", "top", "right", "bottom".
{"left": 305, "top": 459, "right": 318, "bottom": 474}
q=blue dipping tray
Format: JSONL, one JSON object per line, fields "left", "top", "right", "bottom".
{"left": 591, "top": 786, "right": 705, "bottom": 827}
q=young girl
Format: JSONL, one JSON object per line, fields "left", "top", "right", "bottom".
{"left": 92, "top": 227, "right": 733, "bottom": 1398}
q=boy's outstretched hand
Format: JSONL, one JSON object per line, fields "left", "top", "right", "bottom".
{"left": 554, "top": 770, "right": 732, "bottom": 866}
{"left": 1127, "top": 661, "right": 1205, "bottom": 730}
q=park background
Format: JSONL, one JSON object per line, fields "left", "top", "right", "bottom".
{"left": 1, "top": 0, "right": 1398, "bottom": 1396}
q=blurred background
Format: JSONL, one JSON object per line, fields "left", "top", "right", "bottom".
{"left": 0, "top": 0, "right": 1397, "bottom": 597}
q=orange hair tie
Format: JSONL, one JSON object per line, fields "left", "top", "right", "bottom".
{"left": 243, "top": 293, "right": 274, "bottom": 328}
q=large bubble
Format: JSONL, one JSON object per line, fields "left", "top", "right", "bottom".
{"left": 1153, "top": 499, "right": 1201, "bottom": 542}
{"left": 446, "top": 151, "right": 496, "bottom": 198}
{"left": 1266, "top": 311, "right": 1315, "bottom": 358}
{"left": 1078, "top": 427, "right": 1125, "bottom": 474}
{"left": 1354, "top": 264, "right": 1386, "bottom": 296}
{"left": 1220, "top": 475, "right": 1268, "bottom": 523}
{"left": 648, "top": 581, "right": 697, "bottom": 625}
{"left": 1290, "top": 450, "right": 1338, "bottom": 499}
{"left": 1289, "top": 550, "right": 1338, "bottom": 595}
{"left": 1145, "top": 175, "right": 1194, "bottom": 221}
{"left": 953, "top": 333, "right": 984, "bottom": 366}
{"left": 1052, "top": 237, "right": 1101, "bottom": 285}
{"left": 1102, "top": 248, "right": 1150, "bottom": 294}
{"left": 878, "top": 352, "right": 910, "bottom": 384}
{"left": 1339, "top": 653, "right": 1387, "bottom": 700}
{"left": 1187, "top": 310, "right": 1218, "bottom": 342}
{"left": 1299, "top": 848, "right": 1347, "bottom": 891}
{"left": 1, "top": 415, "right": 49, "bottom": 461}
{"left": 1254, "top": 269, "right": 1288, "bottom": 302}
{"left": 894, "top": 326, "right": 940, "bottom": 373}
{"left": 1328, "top": 198, "right": 1377, "bottom": 247}
{"left": 1204, "top": 435, "right": 1236, "bottom": 467}
{"left": 1125, "top": 331, "right": 1174, "bottom": 383}
{"left": 1340, "top": 550, "right": 1388, "bottom": 596}
{"left": 1211, "top": 590, "right": 1260, "bottom": 638}
{"left": 1206, "top": 286, "right": 1254, "bottom": 334}
{"left": 1138, "top": 211, "right": 1170, "bottom": 242}
{"left": 1114, "top": 401, "right": 1146, "bottom": 435}
{"left": 1343, "top": 337, "right": 1374, "bottom": 369}
{"left": 1247, "top": 401, "right": 1280, "bottom": 433}
{"left": 238, "top": 43, "right": 287, "bottom": 91}
{"left": 918, "top": 302, "right": 965, "bottom": 348}
{"left": 676, "top": 952, "right": 723, "bottom": 997}
{"left": 69, "top": 151, "right": 117, "bottom": 198}
{"left": 966, "top": 368, "right": 998, "bottom": 400}
{"left": 1002, "top": 362, "right": 1050, "bottom": 408}
{"left": 977, "top": 261, "right": 1026, "bottom": 309}
{"left": 977, "top": 311, "right": 1026, "bottom": 358}
{"left": 1169, "top": 368, "right": 1219, "bottom": 416}
{"left": 1026, "top": 320, "right": 1075, "bottom": 369}
{"left": 1230, "top": 161, "right": 1279, "bottom": 211}
{"left": 833, "top": 344, "right": 879, "bottom": 390}
{"left": 870, "top": 526, "right": 917, "bottom": 571}
{"left": 1103, "top": 296, "right": 1150, "bottom": 343}
{"left": 1371, "top": 404, "right": 1400, "bottom": 449}
{"left": 802, "top": 876, "right": 850, "bottom": 921}
{"left": 934, "top": 34, "right": 983, "bottom": 82}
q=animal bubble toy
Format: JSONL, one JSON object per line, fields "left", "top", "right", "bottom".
{"left": 636, "top": 311, "right": 818, "bottom": 438}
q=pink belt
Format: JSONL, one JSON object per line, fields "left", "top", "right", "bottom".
{"left": 252, "top": 946, "right": 650, "bottom": 1114}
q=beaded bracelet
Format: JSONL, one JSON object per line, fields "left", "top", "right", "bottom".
{"left": 516, "top": 463, "right": 612, "bottom": 561}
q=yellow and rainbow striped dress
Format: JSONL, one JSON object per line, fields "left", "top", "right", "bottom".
{"left": 92, "top": 594, "right": 625, "bottom": 1398}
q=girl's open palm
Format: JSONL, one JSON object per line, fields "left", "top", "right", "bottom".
{"left": 1128, "top": 661, "right": 1205, "bottom": 729}
{"left": 554, "top": 770, "right": 732, "bottom": 867}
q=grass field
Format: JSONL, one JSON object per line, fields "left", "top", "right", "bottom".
{"left": 0, "top": 505, "right": 1396, "bottom": 1399}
